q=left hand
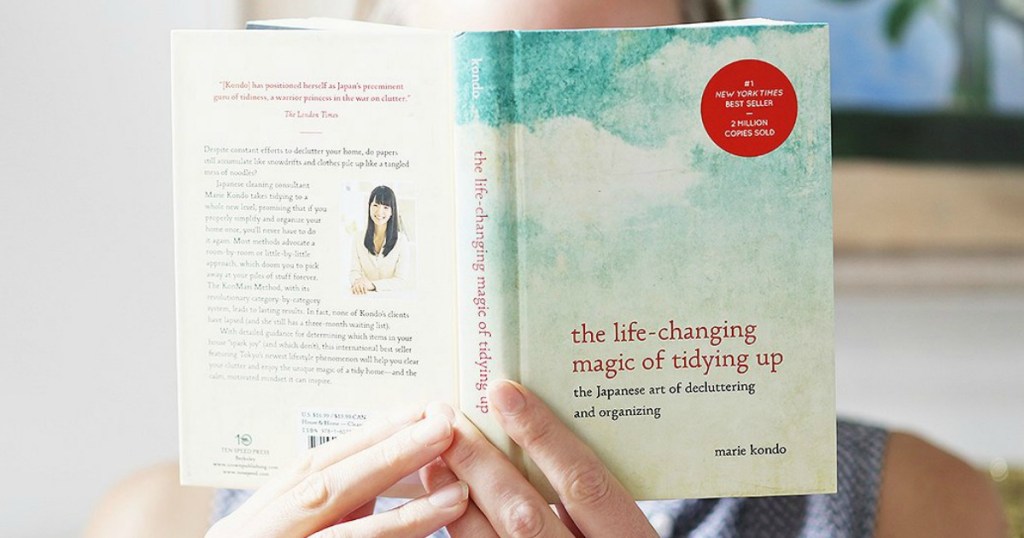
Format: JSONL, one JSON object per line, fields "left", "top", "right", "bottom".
{"left": 208, "top": 404, "right": 466, "bottom": 537}
{"left": 421, "top": 380, "right": 658, "bottom": 538}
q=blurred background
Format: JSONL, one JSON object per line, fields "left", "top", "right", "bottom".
{"left": 1, "top": 0, "right": 1021, "bottom": 535}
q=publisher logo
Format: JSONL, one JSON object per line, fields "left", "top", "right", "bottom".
{"left": 700, "top": 59, "right": 797, "bottom": 157}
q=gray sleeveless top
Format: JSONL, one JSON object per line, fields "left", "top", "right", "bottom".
{"left": 212, "top": 420, "right": 887, "bottom": 537}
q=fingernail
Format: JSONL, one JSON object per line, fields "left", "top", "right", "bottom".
{"left": 490, "top": 380, "right": 526, "bottom": 415}
{"left": 411, "top": 414, "right": 451, "bottom": 445}
{"left": 428, "top": 481, "right": 469, "bottom": 508}
{"left": 425, "top": 401, "right": 456, "bottom": 422}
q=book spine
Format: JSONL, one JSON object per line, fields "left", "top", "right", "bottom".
{"left": 453, "top": 31, "right": 521, "bottom": 462}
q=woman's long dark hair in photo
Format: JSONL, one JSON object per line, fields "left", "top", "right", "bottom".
{"left": 363, "top": 185, "right": 400, "bottom": 256}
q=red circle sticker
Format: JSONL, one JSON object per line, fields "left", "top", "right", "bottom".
{"left": 700, "top": 59, "right": 797, "bottom": 157}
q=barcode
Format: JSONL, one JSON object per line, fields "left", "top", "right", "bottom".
{"left": 308, "top": 435, "right": 336, "bottom": 449}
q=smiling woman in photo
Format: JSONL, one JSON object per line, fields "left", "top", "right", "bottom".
{"left": 350, "top": 185, "right": 410, "bottom": 294}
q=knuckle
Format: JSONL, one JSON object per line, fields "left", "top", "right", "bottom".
{"left": 516, "top": 418, "right": 555, "bottom": 451}
{"left": 394, "top": 500, "right": 419, "bottom": 528}
{"left": 563, "top": 462, "right": 612, "bottom": 507}
{"left": 444, "top": 435, "right": 479, "bottom": 470}
{"left": 289, "top": 449, "right": 319, "bottom": 478}
{"left": 504, "top": 499, "right": 546, "bottom": 538}
{"left": 376, "top": 437, "right": 404, "bottom": 469}
{"left": 292, "top": 471, "right": 332, "bottom": 512}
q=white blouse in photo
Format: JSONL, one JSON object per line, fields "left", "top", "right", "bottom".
{"left": 349, "top": 233, "right": 411, "bottom": 292}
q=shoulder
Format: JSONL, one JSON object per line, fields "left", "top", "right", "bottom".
{"left": 874, "top": 431, "right": 1007, "bottom": 537}
{"left": 84, "top": 461, "right": 214, "bottom": 538}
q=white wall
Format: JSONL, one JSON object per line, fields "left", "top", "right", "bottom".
{"left": 0, "top": 3, "right": 234, "bottom": 536}
{"left": 0, "top": 4, "right": 367, "bottom": 536}
{"left": 835, "top": 277, "right": 1024, "bottom": 469}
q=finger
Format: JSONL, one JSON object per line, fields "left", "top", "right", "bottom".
{"left": 554, "top": 504, "right": 584, "bottom": 538}
{"left": 234, "top": 404, "right": 424, "bottom": 519}
{"left": 310, "top": 481, "right": 469, "bottom": 538}
{"left": 488, "top": 380, "right": 656, "bottom": 538}
{"left": 442, "top": 412, "right": 573, "bottom": 538}
{"left": 421, "top": 458, "right": 500, "bottom": 538}
{"left": 338, "top": 498, "right": 376, "bottom": 523}
{"left": 247, "top": 411, "right": 455, "bottom": 536}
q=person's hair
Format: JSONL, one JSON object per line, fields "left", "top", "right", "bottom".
{"left": 355, "top": 0, "right": 738, "bottom": 25}
{"left": 680, "top": 0, "right": 737, "bottom": 23}
{"left": 363, "top": 185, "right": 400, "bottom": 256}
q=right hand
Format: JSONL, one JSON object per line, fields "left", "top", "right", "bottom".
{"left": 421, "top": 381, "right": 657, "bottom": 538}
{"left": 351, "top": 277, "right": 375, "bottom": 295}
{"left": 207, "top": 404, "right": 468, "bottom": 538}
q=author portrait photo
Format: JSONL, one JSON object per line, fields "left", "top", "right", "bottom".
{"left": 349, "top": 184, "right": 412, "bottom": 294}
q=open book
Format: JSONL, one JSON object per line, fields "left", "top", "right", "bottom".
{"left": 173, "top": 18, "right": 836, "bottom": 501}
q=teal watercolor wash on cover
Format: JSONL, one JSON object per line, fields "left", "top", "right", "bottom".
{"left": 456, "top": 23, "right": 826, "bottom": 147}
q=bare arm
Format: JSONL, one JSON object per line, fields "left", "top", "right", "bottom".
{"left": 86, "top": 407, "right": 468, "bottom": 538}
{"left": 874, "top": 432, "right": 1007, "bottom": 538}
{"left": 84, "top": 462, "right": 213, "bottom": 538}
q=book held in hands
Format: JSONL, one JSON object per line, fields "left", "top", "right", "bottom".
{"left": 173, "top": 18, "right": 836, "bottom": 500}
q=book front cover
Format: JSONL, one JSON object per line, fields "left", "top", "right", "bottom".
{"left": 456, "top": 23, "right": 836, "bottom": 499}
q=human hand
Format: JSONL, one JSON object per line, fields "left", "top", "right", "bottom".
{"left": 421, "top": 381, "right": 658, "bottom": 538}
{"left": 351, "top": 277, "right": 375, "bottom": 295}
{"left": 207, "top": 404, "right": 468, "bottom": 538}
